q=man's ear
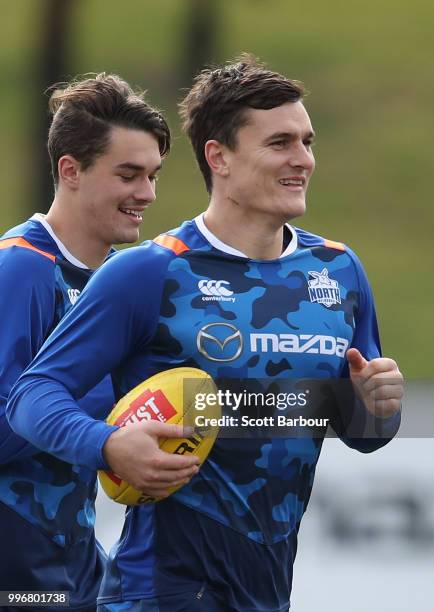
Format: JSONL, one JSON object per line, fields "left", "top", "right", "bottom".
{"left": 204, "top": 140, "right": 230, "bottom": 179}
{"left": 58, "top": 155, "right": 81, "bottom": 190}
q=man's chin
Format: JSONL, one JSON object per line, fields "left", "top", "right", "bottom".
{"left": 114, "top": 229, "right": 141, "bottom": 246}
{"left": 281, "top": 199, "right": 306, "bottom": 223}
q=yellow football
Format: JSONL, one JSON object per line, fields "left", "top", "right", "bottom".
{"left": 98, "top": 367, "right": 219, "bottom": 505}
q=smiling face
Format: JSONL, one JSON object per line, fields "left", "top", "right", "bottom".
{"left": 76, "top": 126, "right": 162, "bottom": 246}
{"left": 221, "top": 101, "right": 315, "bottom": 223}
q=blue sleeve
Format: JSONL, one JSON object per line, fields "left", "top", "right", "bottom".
{"left": 7, "top": 244, "right": 172, "bottom": 470}
{"left": 332, "top": 248, "right": 401, "bottom": 452}
{"left": 0, "top": 248, "right": 55, "bottom": 463}
{"left": 344, "top": 248, "right": 382, "bottom": 364}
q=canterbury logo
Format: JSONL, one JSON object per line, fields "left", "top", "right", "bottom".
{"left": 67, "top": 288, "right": 80, "bottom": 305}
{"left": 198, "top": 279, "right": 235, "bottom": 303}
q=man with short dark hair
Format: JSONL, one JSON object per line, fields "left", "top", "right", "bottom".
{"left": 8, "top": 57, "right": 403, "bottom": 611}
{"left": 0, "top": 73, "right": 199, "bottom": 610}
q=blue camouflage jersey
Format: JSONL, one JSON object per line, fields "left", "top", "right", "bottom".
{"left": 0, "top": 214, "right": 114, "bottom": 608}
{"left": 7, "top": 215, "right": 400, "bottom": 611}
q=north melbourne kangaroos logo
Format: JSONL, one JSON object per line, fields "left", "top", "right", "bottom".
{"left": 308, "top": 269, "right": 341, "bottom": 308}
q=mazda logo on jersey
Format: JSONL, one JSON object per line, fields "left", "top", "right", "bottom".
{"left": 197, "top": 323, "right": 243, "bottom": 362}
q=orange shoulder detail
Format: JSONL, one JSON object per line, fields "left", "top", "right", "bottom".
{"left": 0, "top": 237, "right": 56, "bottom": 262}
{"left": 153, "top": 234, "right": 190, "bottom": 256}
{"left": 323, "top": 239, "right": 346, "bottom": 252}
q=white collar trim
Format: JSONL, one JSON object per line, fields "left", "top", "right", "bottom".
{"left": 31, "top": 213, "right": 89, "bottom": 269}
{"left": 194, "top": 213, "right": 298, "bottom": 259}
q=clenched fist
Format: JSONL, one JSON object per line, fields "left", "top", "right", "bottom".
{"left": 347, "top": 348, "right": 404, "bottom": 418}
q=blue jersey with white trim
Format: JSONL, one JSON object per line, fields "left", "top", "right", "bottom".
{"left": 0, "top": 216, "right": 113, "bottom": 606}
{"left": 8, "top": 217, "right": 399, "bottom": 611}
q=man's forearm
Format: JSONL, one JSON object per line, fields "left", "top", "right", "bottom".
{"left": 7, "top": 376, "right": 116, "bottom": 469}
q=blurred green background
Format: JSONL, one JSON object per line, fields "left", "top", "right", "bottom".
{"left": 1, "top": 0, "right": 432, "bottom": 377}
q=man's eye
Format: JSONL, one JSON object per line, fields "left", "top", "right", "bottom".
{"left": 304, "top": 140, "right": 315, "bottom": 148}
{"left": 120, "top": 175, "right": 135, "bottom": 182}
{"left": 149, "top": 175, "right": 159, "bottom": 182}
{"left": 270, "top": 140, "right": 285, "bottom": 149}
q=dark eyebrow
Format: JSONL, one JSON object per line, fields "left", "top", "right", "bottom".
{"left": 115, "top": 162, "right": 162, "bottom": 172}
{"left": 264, "top": 130, "right": 316, "bottom": 144}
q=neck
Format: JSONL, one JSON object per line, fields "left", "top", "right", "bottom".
{"left": 45, "top": 194, "right": 110, "bottom": 269}
{"left": 204, "top": 195, "right": 286, "bottom": 260}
